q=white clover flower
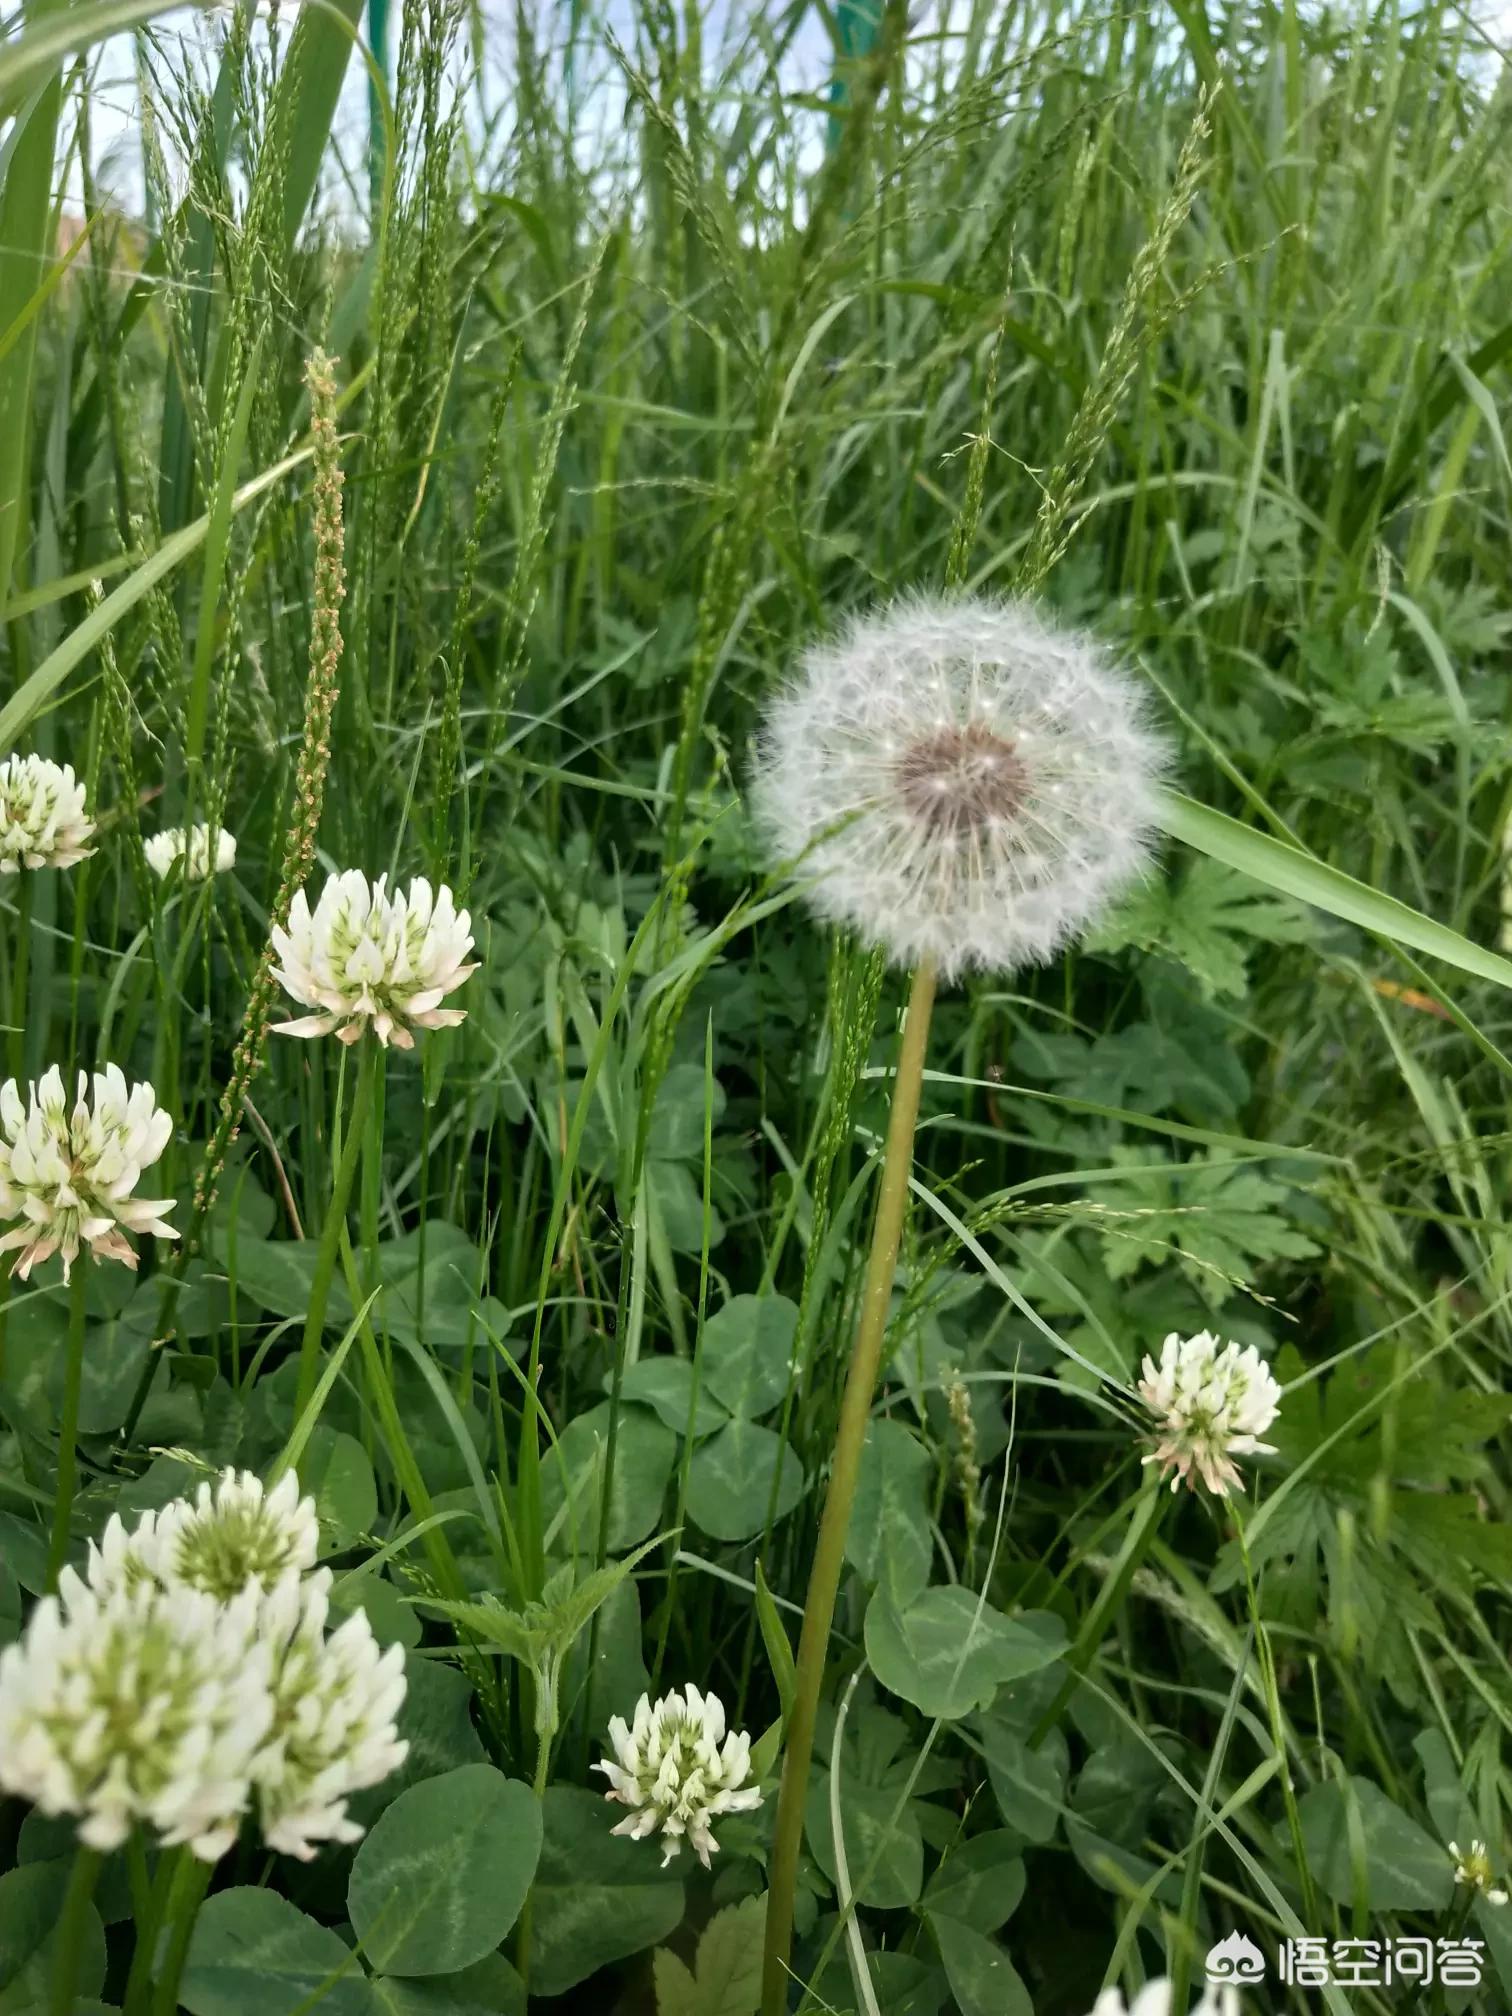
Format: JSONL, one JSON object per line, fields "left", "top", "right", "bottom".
{"left": 0, "top": 754, "right": 95, "bottom": 873}
{"left": 594, "top": 1684, "right": 763, "bottom": 1868}
{"left": 74, "top": 1470, "right": 319, "bottom": 1603}
{"left": 271, "top": 870, "right": 476, "bottom": 1048}
{"left": 0, "top": 1578, "right": 271, "bottom": 1859}
{"left": 0, "top": 1065, "right": 177, "bottom": 1279}
{"left": 1451, "top": 1839, "right": 1509, "bottom": 1906}
{"left": 752, "top": 594, "right": 1167, "bottom": 981}
{"left": 144, "top": 822, "right": 237, "bottom": 882}
{"left": 1137, "top": 1330, "right": 1282, "bottom": 1498}
{"left": 250, "top": 1570, "right": 409, "bottom": 1860}
{"left": 1089, "top": 1986, "right": 1240, "bottom": 2016}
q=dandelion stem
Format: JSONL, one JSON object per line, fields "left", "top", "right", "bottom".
{"left": 50, "top": 1844, "right": 102, "bottom": 2016}
{"left": 46, "top": 1264, "right": 91, "bottom": 1590}
{"left": 761, "top": 955, "right": 937, "bottom": 2016}
{"left": 295, "top": 1039, "right": 378, "bottom": 1420}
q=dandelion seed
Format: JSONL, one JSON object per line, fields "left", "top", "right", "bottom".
{"left": 1451, "top": 1839, "right": 1509, "bottom": 1905}
{"left": 594, "top": 1684, "right": 763, "bottom": 1867}
{"left": 0, "top": 755, "right": 95, "bottom": 872}
{"left": 0, "top": 1065, "right": 177, "bottom": 1279}
{"left": 0, "top": 1577, "right": 271, "bottom": 1859}
{"left": 753, "top": 594, "right": 1166, "bottom": 981}
{"left": 76, "top": 1469, "right": 319, "bottom": 1603}
{"left": 1138, "top": 1330, "right": 1282, "bottom": 1498}
{"left": 251, "top": 1570, "right": 409, "bottom": 1860}
{"left": 144, "top": 822, "right": 237, "bottom": 881}
{"left": 270, "top": 870, "right": 476, "bottom": 1048}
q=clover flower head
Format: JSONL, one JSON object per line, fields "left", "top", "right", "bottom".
{"left": 0, "top": 754, "right": 95, "bottom": 872}
{"left": 0, "top": 1065, "right": 177, "bottom": 1279}
{"left": 1089, "top": 1986, "right": 1240, "bottom": 2016}
{"left": 753, "top": 594, "right": 1167, "bottom": 982}
{"left": 0, "top": 1577, "right": 271, "bottom": 1859}
{"left": 1451, "top": 1839, "right": 1509, "bottom": 1906}
{"left": 1137, "top": 1330, "right": 1282, "bottom": 1497}
{"left": 271, "top": 870, "right": 476, "bottom": 1048}
{"left": 145, "top": 823, "right": 237, "bottom": 882}
{"left": 251, "top": 1570, "right": 409, "bottom": 1860}
{"left": 594, "top": 1683, "right": 763, "bottom": 1867}
{"left": 77, "top": 1470, "right": 320, "bottom": 1603}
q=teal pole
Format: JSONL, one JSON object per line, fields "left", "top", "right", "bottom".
{"left": 367, "top": 0, "right": 390, "bottom": 217}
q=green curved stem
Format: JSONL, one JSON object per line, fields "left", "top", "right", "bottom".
{"left": 46, "top": 1263, "right": 90, "bottom": 1589}
{"left": 294, "top": 1038, "right": 378, "bottom": 1420}
{"left": 761, "top": 957, "right": 937, "bottom": 2016}
{"left": 50, "top": 1845, "right": 101, "bottom": 2016}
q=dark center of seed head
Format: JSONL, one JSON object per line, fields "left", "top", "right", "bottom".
{"left": 894, "top": 721, "right": 1027, "bottom": 834}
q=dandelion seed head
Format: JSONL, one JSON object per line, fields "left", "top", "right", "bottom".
{"left": 0, "top": 755, "right": 95, "bottom": 873}
{"left": 594, "top": 1683, "right": 763, "bottom": 1867}
{"left": 145, "top": 823, "right": 237, "bottom": 881}
{"left": 753, "top": 594, "right": 1167, "bottom": 980}
{"left": 0, "top": 1065, "right": 177, "bottom": 1279}
{"left": 1138, "top": 1330, "right": 1282, "bottom": 1498}
{"left": 270, "top": 870, "right": 476, "bottom": 1048}
{"left": 0, "top": 1578, "right": 271, "bottom": 1859}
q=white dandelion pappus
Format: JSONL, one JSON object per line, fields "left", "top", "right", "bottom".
{"left": 73, "top": 1469, "right": 320, "bottom": 1603}
{"left": 0, "top": 754, "right": 95, "bottom": 873}
{"left": 0, "top": 1065, "right": 177, "bottom": 1279}
{"left": 144, "top": 822, "right": 237, "bottom": 881}
{"left": 594, "top": 1683, "right": 763, "bottom": 1867}
{"left": 271, "top": 870, "right": 476, "bottom": 1048}
{"left": 1089, "top": 1986, "right": 1240, "bottom": 2016}
{"left": 1137, "top": 1330, "right": 1282, "bottom": 1497}
{"left": 753, "top": 594, "right": 1167, "bottom": 981}
{"left": 0, "top": 1577, "right": 272, "bottom": 1859}
{"left": 251, "top": 1569, "right": 409, "bottom": 1860}
{"left": 1451, "top": 1839, "right": 1509, "bottom": 1906}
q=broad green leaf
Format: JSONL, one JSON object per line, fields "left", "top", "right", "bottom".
{"left": 542, "top": 1401, "right": 676, "bottom": 1551}
{"left": 699, "top": 1294, "right": 799, "bottom": 1420}
{"left": 805, "top": 1769, "right": 925, "bottom": 1909}
{"left": 371, "top": 1957, "right": 525, "bottom": 2016}
{"left": 620, "top": 1355, "right": 730, "bottom": 1439}
{"left": 866, "top": 1587, "right": 1066, "bottom": 1719}
{"left": 1296, "top": 1777, "right": 1454, "bottom": 1912}
{"left": 0, "top": 1864, "right": 105, "bottom": 2012}
{"left": 348, "top": 1765, "right": 542, "bottom": 1975}
{"left": 301, "top": 1426, "right": 379, "bottom": 1540}
{"left": 1157, "top": 790, "right": 1512, "bottom": 994}
{"left": 181, "top": 1889, "right": 372, "bottom": 2016}
{"left": 846, "top": 1418, "right": 933, "bottom": 1602}
{"left": 529, "top": 1786, "right": 684, "bottom": 1998}
{"left": 978, "top": 1721, "right": 1068, "bottom": 1844}
{"left": 922, "top": 1833, "right": 1027, "bottom": 1933}
{"left": 928, "top": 1915, "right": 1033, "bottom": 2016}
{"left": 686, "top": 1419, "right": 804, "bottom": 1541}
{"left": 652, "top": 1895, "right": 765, "bottom": 2016}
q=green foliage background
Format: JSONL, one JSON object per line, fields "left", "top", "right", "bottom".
{"left": 1, "top": 0, "right": 1511, "bottom": 2009}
